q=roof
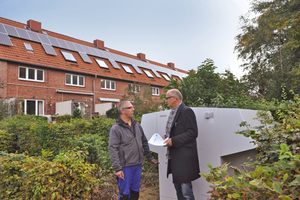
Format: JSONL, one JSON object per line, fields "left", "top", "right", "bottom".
{"left": 0, "top": 17, "right": 188, "bottom": 86}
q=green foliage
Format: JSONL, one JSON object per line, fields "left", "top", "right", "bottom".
{"left": 106, "top": 107, "right": 119, "bottom": 119}
{"left": 0, "top": 130, "right": 11, "bottom": 152}
{"left": 73, "top": 107, "right": 82, "bottom": 119}
{"left": 122, "top": 83, "right": 160, "bottom": 119}
{"left": 0, "top": 150, "right": 101, "bottom": 199}
{"left": 201, "top": 144, "right": 300, "bottom": 199}
{"left": 203, "top": 92, "right": 300, "bottom": 199}
{"left": 56, "top": 114, "right": 73, "bottom": 123}
{"left": 162, "top": 58, "right": 261, "bottom": 109}
{"left": 235, "top": 0, "right": 300, "bottom": 100}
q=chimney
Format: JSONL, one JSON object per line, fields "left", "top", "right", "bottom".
{"left": 27, "top": 19, "right": 42, "bottom": 32}
{"left": 94, "top": 39, "right": 105, "bottom": 49}
{"left": 137, "top": 53, "right": 146, "bottom": 61}
{"left": 168, "top": 62, "right": 175, "bottom": 70}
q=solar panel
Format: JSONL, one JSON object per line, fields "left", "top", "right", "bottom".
{"left": 57, "top": 38, "right": 69, "bottom": 49}
{"left": 82, "top": 45, "right": 91, "bottom": 54}
{"left": 48, "top": 36, "right": 61, "bottom": 47}
{"left": 38, "top": 34, "right": 51, "bottom": 44}
{"left": 132, "top": 64, "right": 143, "bottom": 74}
{"left": 27, "top": 31, "right": 41, "bottom": 43}
{"left": 74, "top": 43, "right": 84, "bottom": 53}
{"left": 79, "top": 52, "right": 92, "bottom": 63}
{"left": 88, "top": 47, "right": 98, "bottom": 57}
{"left": 96, "top": 49, "right": 106, "bottom": 58}
{"left": 108, "top": 59, "right": 120, "bottom": 69}
{"left": 151, "top": 68, "right": 161, "bottom": 78}
{"left": 42, "top": 43, "right": 57, "bottom": 56}
{"left": 4, "top": 25, "right": 19, "bottom": 37}
{"left": 65, "top": 41, "right": 77, "bottom": 51}
{"left": 0, "top": 24, "right": 7, "bottom": 34}
{"left": 16, "top": 28, "right": 31, "bottom": 40}
{"left": 0, "top": 33, "right": 13, "bottom": 46}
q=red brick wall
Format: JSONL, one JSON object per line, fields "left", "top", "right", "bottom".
{"left": 4, "top": 61, "right": 164, "bottom": 115}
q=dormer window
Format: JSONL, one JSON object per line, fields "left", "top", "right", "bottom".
{"left": 143, "top": 69, "right": 154, "bottom": 78}
{"left": 122, "top": 64, "right": 133, "bottom": 74}
{"left": 95, "top": 58, "right": 109, "bottom": 69}
{"left": 24, "top": 43, "right": 34, "bottom": 52}
{"left": 60, "top": 50, "right": 77, "bottom": 62}
{"left": 161, "top": 74, "right": 171, "bottom": 81}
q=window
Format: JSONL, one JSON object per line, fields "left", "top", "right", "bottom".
{"left": 143, "top": 69, "right": 154, "bottom": 78}
{"left": 161, "top": 74, "right": 171, "bottom": 81}
{"left": 95, "top": 58, "right": 109, "bottom": 69}
{"left": 101, "top": 79, "right": 116, "bottom": 90}
{"left": 122, "top": 64, "right": 133, "bottom": 74}
{"left": 24, "top": 43, "right": 34, "bottom": 52}
{"left": 61, "top": 50, "right": 77, "bottom": 62}
{"left": 152, "top": 87, "right": 160, "bottom": 96}
{"left": 19, "top": 67, "right": 44, "bottom": 82}
{"left": 129, "top": 83, "right": 140, "bottom": 93}
{"left": 66, "top": 74, "right": 85, "bottom": 87}
{"left": 22, "top": 99, "right": 44, "bottom": 115}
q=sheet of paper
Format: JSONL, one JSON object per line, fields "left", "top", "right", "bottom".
{"left": 148, "top": 133, "right": 168, "bottom": 147}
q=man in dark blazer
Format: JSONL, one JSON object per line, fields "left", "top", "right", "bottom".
{"left": 164, "top": 89, "right": 200, "bottom": 200}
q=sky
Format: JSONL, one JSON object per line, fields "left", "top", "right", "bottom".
{"left": 0, "top": 0, "right": 251, "bottom": 79}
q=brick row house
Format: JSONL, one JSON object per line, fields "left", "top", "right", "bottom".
{"left": 0, "top": 17, "right": 188, "bottom": 119}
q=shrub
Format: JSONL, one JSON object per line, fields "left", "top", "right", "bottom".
{"left": 73, "top": 108, "right": 82, "bottom": 119}
{"left": 202, "top": 94, "right": 300, "bottom": 199}
{"left": 56, "top": 114, "right": 73, "bottom": 123}
{"left": 0, "top": 150, "right": 101, "bottom": 199}
{"left": 106, "top": 107, "right": 119, "bottom": 119}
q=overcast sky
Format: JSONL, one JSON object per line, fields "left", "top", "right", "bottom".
{"left": 0, "top": 0, "right": 251, "bottom": 78}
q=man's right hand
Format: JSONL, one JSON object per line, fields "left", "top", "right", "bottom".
{"left": 115, "top": 170, "right": 124, "bottom": 180}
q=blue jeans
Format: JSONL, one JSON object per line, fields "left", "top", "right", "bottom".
{"left": 174, "top": 182, "right": 195, "bottom": 200}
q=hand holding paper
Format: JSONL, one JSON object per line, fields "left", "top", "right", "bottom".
{"left": 148, "top": 133, "right": 168, "bottom": 147}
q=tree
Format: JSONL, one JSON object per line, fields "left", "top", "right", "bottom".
{"left": 161, "top": 59, "right": 256, "bottom": 109}
{"left": 121, "top": 83, "right": 160, "bottom": 119}
{"left": 235, "top": 0, "right": 300, "bottom": 100}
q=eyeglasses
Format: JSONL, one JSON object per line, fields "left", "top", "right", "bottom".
{"left": 122, "top": 106, "right": 135, "bottom": 110}
{"left": 165, "top": 96, "right": 174, "bottom": 100}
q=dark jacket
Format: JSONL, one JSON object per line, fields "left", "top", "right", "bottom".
{"left": 108, "top": 117, "right": 153, "bottom": 172}
{"left": 167, "top": 103, "right": 200, "bottom": 183}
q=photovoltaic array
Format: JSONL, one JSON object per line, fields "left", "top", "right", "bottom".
{"left": 0, "top": 22, "right": 187, "bottom": 79}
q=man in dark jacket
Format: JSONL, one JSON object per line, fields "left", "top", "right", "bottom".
{"left": 164, "top": 89, "right": 200, "bottom": 200}
{"left": 108, "top": 101, "right": 159, "bottom": 200}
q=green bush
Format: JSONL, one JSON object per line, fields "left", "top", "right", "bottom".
{"left": 202, "top": 94, "right": 300, "bottom": 199}
{"left": 56, "top": 114, "right": 73, "bottom": 123}
{"left": 0, "top": 150, "right": 101, "bottom": 199}
{"left": 106, "top": 107, "right": 119, "bottom": 119}
{"left": 73, "top": 108, "right": 82, "bottom": 119}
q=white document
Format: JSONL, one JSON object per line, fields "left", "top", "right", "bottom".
{"left": 148, "top": 133, "right": 168, "bottom": 147}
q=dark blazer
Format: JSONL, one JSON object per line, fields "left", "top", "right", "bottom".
{"left": 167, "top": 103, "right": 200, "bottom": 183}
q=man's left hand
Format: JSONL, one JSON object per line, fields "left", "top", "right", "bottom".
{"left": 150, "top": 159, "right": 159, "bottom": 166}
{"left": 164, "top": 138, "right": 172, "bottom": 147}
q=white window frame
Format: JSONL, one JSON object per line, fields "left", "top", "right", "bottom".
{"left": 151, "top": 87, "right": 160, "bottom": 96}
{"left": 18, "top": 66, "right": 44, "bottom": 82}
{"left": 95, "top": 58, "right": 109, "bottom": 69}
{"left": 61, "top": 50, "right": 77, "bottom": 62}
{"left": 101, "top": 79, "right": 116, "bottom": 91}
{"left": 23, "top": 99, "right": 44, "bottom": 115}
{"left": 122, "top": 64, "right": 133, "bottom": 74}
{"left": 143, "top": 69, "right": 154, "bottom": 78}
{"left": 24, "top": 43, "right": 34, "bottom": 52}
{"left": 128, "top": 83, "right": 140, "bottom": 93}
{"left": 161, "top": 74, "right": 171, "bottom": 81}
{"left": 65, "top": 74, "right": 85, "bottom": 87}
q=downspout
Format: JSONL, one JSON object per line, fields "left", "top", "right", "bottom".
{"left": 93, "top": 74, "right": 97, "bottom": 113}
